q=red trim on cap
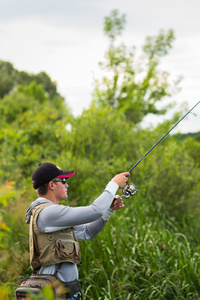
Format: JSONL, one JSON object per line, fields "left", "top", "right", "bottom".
{"left": 58, "top": 171, "right": 75, "bottom": 178}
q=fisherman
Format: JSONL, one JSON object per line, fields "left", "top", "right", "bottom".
{"left": 25, "top": 162, "right": 130, "bottom": 299}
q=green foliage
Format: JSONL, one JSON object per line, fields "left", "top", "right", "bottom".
{"left": 0, "top": 80, "right": 73, "bottom": 183}
{"left": 143, "top": 29, "right": 175, "bottom": 59}
{"left": 104, "top": 9, "right": 126, "bottom": 41}
{"left": 70, "top": 105, "right": 132, "bottom": 163}
{"left": 0, "top": 182, "right": 15, "bottom": 248}
{"left": 80, "top": 195, "right": 200, "bottom": 299}
{"left": 0, "top": 60, "right": 62, "bottom": 100}
{"left": 92, "top": 10, "right": 181, "bottom": 123}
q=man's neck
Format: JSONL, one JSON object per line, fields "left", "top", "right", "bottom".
{"left": 38, "top": 192, "right": 59, "bottom": 204}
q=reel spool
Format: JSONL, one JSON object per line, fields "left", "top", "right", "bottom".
{"left": 122, "top": 183, "right": 139, "bottom": 199}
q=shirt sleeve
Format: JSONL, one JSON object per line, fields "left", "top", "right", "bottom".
{"left": 37, "top": 181, "right": 118, "bottom": 232}
{"left": 74, "top": 208, "right": 114, "bottom": 240}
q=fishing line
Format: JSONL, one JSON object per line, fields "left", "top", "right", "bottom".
{"left": 128, "top": 101, "right": 200, "bottom": 173}
{"left": 120, "top": 101, "right": 200, "bottom": 199}
{"left": 137, "top": 130, "right": 188, "bottom": 192}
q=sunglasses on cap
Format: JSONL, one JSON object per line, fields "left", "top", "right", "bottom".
{"left": 52, "top": 178, "right": 67, "bottom": 184}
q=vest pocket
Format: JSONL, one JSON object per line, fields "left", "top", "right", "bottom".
{"left": 55, "top": 239, "right": 80, "bottom": 259}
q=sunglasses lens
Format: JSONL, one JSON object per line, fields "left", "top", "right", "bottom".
{"left": 53, "top": 178, "right": 67, "bottom": 184}
{"left": 60, "top": 178, "right": 66, "bottom": 184}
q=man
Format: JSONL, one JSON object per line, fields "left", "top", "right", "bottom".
{"left": 25, "top": 162, "right": 130, "bottom": 299}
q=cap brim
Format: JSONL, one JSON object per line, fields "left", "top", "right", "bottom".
{"left": 57, "top": 170, "right": 75, "bottom": 178}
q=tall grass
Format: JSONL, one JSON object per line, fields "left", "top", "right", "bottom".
{"left": 79, "top": 193, "right": 200, "bottom": 299}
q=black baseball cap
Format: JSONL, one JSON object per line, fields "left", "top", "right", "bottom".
{"left": 32, "top": 163, "right": 75, "bottom": 189}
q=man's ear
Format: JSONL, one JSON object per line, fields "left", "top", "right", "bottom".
{"left": 48, "top": 181, "right": 54, "bottom": 190}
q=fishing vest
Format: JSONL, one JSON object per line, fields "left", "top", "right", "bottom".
{"left": 29, "top": 203, "right": 81, "bottom": 271}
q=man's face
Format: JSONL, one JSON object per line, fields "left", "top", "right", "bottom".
{"left": 52, "top": 178, "right": 69, "bottom": 203}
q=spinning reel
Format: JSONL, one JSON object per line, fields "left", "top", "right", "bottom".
{"left": 114, "top": 182, "right": 138, "bottom": 202}
{"left": 121, "top": 182, "right": 139, "bottom": 199}
{"left": 122, "top": 182, "right": 139, "bottom": 198}
{"left": 114, "top": 182, "right": 139, "bottom": 202}
{"left": 114, "top": 183, "right": 138, "bottom": 202}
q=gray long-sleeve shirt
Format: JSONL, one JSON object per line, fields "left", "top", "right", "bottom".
{"left": 26, "top": 181, "right": 119, "bottom": 282}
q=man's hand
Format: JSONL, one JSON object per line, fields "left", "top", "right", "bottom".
{"left": 110, "top": 195, "right": 125, "bottom": 210}
{"left": 111, "top": 172, "right": 130, "bottom": 188}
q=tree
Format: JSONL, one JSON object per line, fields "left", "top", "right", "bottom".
{"left": 0, "top": 61, "right": 17, "bottom": 98}
{"left": 0, "top": 80, "right": 73, "bottom": 182}
{"left": 0, "top": 60, "right": 62, "bottom": 100}
{"left": 92, "top": 10, "right": 181, "bottom": 123}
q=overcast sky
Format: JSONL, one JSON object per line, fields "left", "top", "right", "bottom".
{"left": 0, "top": 0, "right": 200, "bottom": 133}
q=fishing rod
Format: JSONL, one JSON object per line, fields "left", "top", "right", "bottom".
{"left": 119, "top": 101, "right": 200, "bottom": 199}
